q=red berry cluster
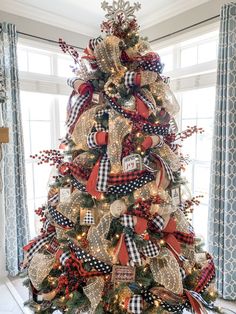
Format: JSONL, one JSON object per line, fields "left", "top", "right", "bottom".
{"left": 56, "top": 259, "right": 84, "bottom": 299}
{"left": 132, "top": 195, "right": 164, "bottom": 219}
{"left": 30, "top": 150, "right": 64, "bottom": 167}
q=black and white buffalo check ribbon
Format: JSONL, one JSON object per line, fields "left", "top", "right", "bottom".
{"left": 96, "top": 153, "right": 111, "bottom": 192}
{"left": 128, "top": 295, "right": 143, "bottom": 314}
{"left": 69, "top": 241, "right": 112, "bottom": 274}
{"left": 24, "top": 232, "right": 56, "bottom": 264}
{"left": 89, "top": 36, "right": 103, "bottom": 51}
{"left": 60, "top": 132, "right": 72, "bottom": 145}
{"left": 152, "top": 154, "right": 175, "bottom": 182}
{"left": 124, "top": 71, "right": 136, "bottom": 89}
{"left": 87, "top": 132, "right": 99, "bottom": 148}
{"left": 152, "top": 214, "right": 165, "bottom": 231}
{"left": 142, "top": 241, "right": 160, "bottom": 258}
{"left": 67, "top": 77, "right": 80, "bottom": 89}
{"left": 48, "top": 206, "right": 74, "bottom": 229}
{"left": 66, "top": 92, "right": 90, "bottom": 129}
{"left": 136, "top": 92, "right": 156, "bottom": 113}
{"left": 189, "top": 291, "right": 215, "bottom": 310}
{"left": 120, "top": 215, "right": 142, "bottom": 265}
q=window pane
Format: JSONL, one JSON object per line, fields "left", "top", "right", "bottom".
{"left": 17, "top": 48, "right": 28, "bottom": 71}
{"left": 198, "top": 41, "right": 217, "bottom": 63}
{"left": 196, "top": 87, "right": 216, "bottom": 118}
{"left": 181, "top": 46, "right": 197, "bottom": 67}
{"left": 30, "top": 121, "right": 51, "bottom": 153}
{"left": 161, "top": 54, "right": 173, "bottom": 72}
{"left": 33, "top": 163, "right": 51, "bottom": 199}
{"left": 194, "top": 163, "right": 210, "bottom": 196}
{"left": 28, "top": 52, "right": 51, "bottom": 75}
{"left": 196, "top": 119, "right": 213, "bottom": 161}
{"left": 21, "top": 91, "right": 53, "bottom": 121}
{"left": 193, "top": 204, "right": 208, "bottom": 244}
{"left": 181, "top": 90, "right": 197, "bottom": 118}
{"left": 57, "top": 57, "right": 73, "bottom": 77}
{"left": 58, "top": 95, "right": 68, "bottom": 121}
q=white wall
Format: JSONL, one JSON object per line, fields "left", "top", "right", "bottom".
{"left": 0, "top": 10, "right": 90, "bottom": 49}
{"left": 142, "top": 0, "right": 229, "bottom": 44}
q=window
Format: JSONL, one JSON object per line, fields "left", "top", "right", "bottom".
{"left": 18, "top": 39, "right": 74, "bottom": 237}
{"left": 154, "top": 26, "right": 219, "bottom": 246}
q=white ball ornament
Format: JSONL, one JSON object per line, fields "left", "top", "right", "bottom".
{"left": 110, "top": 199, "right": 127, "bottom": 218}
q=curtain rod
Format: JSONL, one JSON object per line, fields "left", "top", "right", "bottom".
{"left": 17, "top": 31, "right": 84, "bottom": 50}
{"left": 17, "top": 14, "right": 220, "bottom": 49}
{"left": 149, "top": 14, "right": 220, "bottom": 43}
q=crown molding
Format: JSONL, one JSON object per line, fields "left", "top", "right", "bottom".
{"left": 0, "top": 0, "right": 97, "bottom": 37}
{"left": 1, "top": 0, "right": 211, "bottom": 37}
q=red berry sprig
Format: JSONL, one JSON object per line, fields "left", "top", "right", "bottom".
{"left": 176, "top": 126, "right": 204, "bottom": 141}
{"left": 59, "top": 38, "right": 80, "bottom": 64}
{"left": 30, "top": 149, "right": 64, "bottom": 167}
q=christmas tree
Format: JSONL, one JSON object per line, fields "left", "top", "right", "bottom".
{"left": 22, "top": 1, "right": 219, "bottom": 313}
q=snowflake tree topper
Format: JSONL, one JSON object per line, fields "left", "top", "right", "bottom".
{"left": 101, "top": 0, "right": 141, "bottom": 23}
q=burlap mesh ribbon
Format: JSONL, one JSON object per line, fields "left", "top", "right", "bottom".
{"left": 83, "top": 277, "right": 104, "bottom": 313}
{"left": 150, "top": 247, "right": 183, "bottom": 295}
{"left": 28, "top": 253, "right": 55, "bottom": 290}
{"left": 87, "top": 213, "right": 112, "bottom": 263}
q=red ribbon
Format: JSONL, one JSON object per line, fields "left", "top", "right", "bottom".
{"left": 116, "top": 216, "right": 148, "bottom": 265}
{"left": 135, "top": 96, "right": 149, "bottom": 119}
{"left": 86, "top": 158, "right": 103, "bottom": 199}
{"left": 95, "top": 131, "right": 108, "bottom": 145}
{"left": 141, "top": 136, "right": 153, "bottom": 151}
{"left": 185, "top": 290, "right": 204, "bottom": 314}
{"left": 162, "top": 218, "right": 181, "bottom": 255}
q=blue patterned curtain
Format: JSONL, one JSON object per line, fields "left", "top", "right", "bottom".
{"left": 208, "top": 2, "right": 236, "bottom": 301}
{"left": 0, "top": 22, "right": 29, "bottom": 276}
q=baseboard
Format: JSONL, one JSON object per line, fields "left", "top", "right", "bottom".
{"left": 4, "top": 277, "right": 32, "bottom": 314}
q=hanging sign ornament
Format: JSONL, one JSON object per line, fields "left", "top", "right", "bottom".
{"left": 101, "top": 0, "right": 141, "bottom": 22}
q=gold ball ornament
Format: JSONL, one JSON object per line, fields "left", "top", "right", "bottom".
{"left": 110, "top": 199, "right": 127, "bottom": 218}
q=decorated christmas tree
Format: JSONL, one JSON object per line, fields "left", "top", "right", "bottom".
{"left": 22, "top": 1, "right": 219, "bottom": 313}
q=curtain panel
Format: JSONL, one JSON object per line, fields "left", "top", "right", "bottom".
{"left": 0, "top": 22, "right": 29, "bottom": 276}
{"left": 208, "top": 2, "right": 236, "bottom": 300}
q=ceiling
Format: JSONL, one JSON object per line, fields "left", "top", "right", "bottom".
{"left": 1, "top": 0, "right": 210, "bottom": 37}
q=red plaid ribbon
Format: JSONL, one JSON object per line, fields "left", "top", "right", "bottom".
{"left": 108, "top": 170, "right": 147, "bottom": 185}
{"left": 195, "top": 257, "right": 215, "bottom": 293}
{"left": 174, "top": 231, "right": 195, "bottom": 245}
{"left": 68, "top": 162, "right": 90, "bottom": 180}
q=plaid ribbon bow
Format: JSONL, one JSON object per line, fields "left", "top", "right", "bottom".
{"left": 23, "top": 232, "right": 56, "bottom": 266}
{"left": 119, "top": 215, "right": 143, "bottom": 265}
{"left": 66, "top": 82, "right": 94, "bottom": 133}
